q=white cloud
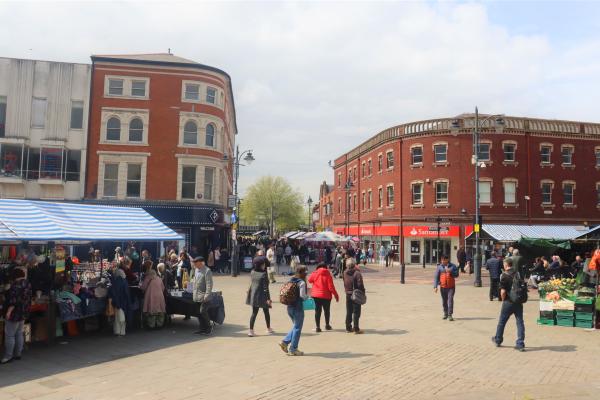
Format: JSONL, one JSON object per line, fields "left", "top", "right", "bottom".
{"left": 1, "top": 1, "right": 599, "bottom": 201}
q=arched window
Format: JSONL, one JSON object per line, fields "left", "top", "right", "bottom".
{"left": 106, "top": 117, "right": 120, "bottom": 141}
{"left": 129, "top": 118, "right": 143, "bottom": 142}
{"left": 205, "top": 124, "right": 215, "bottom": 147}
{"left": 183, "top": 121, "right": 197, "bottom": 145}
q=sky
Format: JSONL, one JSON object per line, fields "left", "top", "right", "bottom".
{"left": 2, "top": 0, "right": 600, "bottom": 203}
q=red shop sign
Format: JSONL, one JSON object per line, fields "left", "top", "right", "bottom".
{"left": 402, "top": 225, "right": 460, "bottom": 237}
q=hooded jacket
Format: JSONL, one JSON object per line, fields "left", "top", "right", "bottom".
{"left": 308, "top": 267, "right": 339, "bottom": 301}
{"left": 343, "top": 266, "right": 365, "bottom": 295}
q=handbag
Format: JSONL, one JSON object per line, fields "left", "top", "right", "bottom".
{"left": 303, "top": 297, "right": 316, "bottom": 311}
{"left": 351, "top": 274, "right": 367, "bottom": 305}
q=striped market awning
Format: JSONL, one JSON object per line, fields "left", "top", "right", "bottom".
{"left": 0, "top": 199, "right": 183, "bottom": 242}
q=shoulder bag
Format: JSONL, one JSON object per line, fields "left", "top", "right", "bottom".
{"left": 351, "top": 273, "right": 367, "bottom": 305}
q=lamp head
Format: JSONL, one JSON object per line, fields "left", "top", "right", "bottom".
{"left": 243, "top": 151, "right": 255, "bottom": 164}
{"left": 308, "top": 196, "right": 313, "bottom": 205}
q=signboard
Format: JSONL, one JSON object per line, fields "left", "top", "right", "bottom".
{"left": 474, "top": 224, "right": 480, "bottom": 233}
{"left": 228, "top": 195, "right": 237, "bottom": 209}
{"left": 402, "top": 225, "right": 460, "bottom": 237}
{"left": 231, "top": 229, "right": 237, "bottom": 241}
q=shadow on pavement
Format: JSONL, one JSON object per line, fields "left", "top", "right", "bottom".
{"left": 524, "top": 345, "right": 577, "bottom": 353}
{"left": 362, "top": 329, "right": 408, "bottom": 336}
{"left": 306, "top": 352, "right": 373, "bottom": 359}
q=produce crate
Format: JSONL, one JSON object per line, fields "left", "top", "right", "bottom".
{"left": 556, "top": 318, "right": 574, "bottom": 327}
{"left": 575, "top": 297, "right": 594, "bottom": 304}
{"left": 574, "top": 312, "right": 594, "bottom": 321}
{"left": 555, "top": 310, "right": 574, "bottom": 318}
{"left": 537, "top": 318, "right": 555, "bottom": 326}
{"left": 539, "top": 310, "right": 554, "bottom": 319}
{"left": 575, "top": 320, "right": 594, "bottom": 328}
{"left": 575, "top": 303, "right": 594, "bottom": 313}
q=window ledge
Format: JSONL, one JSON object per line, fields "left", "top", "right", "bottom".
{"left": 561, "top": 164, "right": 576, "bottom": 170}
{"left": 541, "top": 203, "right": 555, "bottom": 209}
{"left": 104, "top": 94, "right": 150, "bottom": 101}
{"left": 410, "top": 204, "right": 424, "bottom": 209}
{"left": 433, "top": 203, "right": 451, "bottom": 208}
{"left": 386, "top": 205, "right": 395, "bottom": 210}
{"left": 37, "top": 179, "right": 64, "bottom": 186}
{"left": 540, "top": 163, "right": 554, "bottom": 168}
{"left": 503, "top": 203, "right": 520, "bottom": 208}
{"left": 410, "top": 164, "right": 424, "bottom": 169}
{"left": 0, "top": 176, "right": 24, "bottom": 184}
{"left": 433, "top": 162, "right": 449, "bottom": 168}
{"left": 100, "top": 141, "right": 149, "bottom": 146}
{"left": 378, "top": 171, "right": 383, "bottom": 175}
{"left": 480, "top": 160, "right": 493, "bottom": 166}
{"left": 386, "top": 167, "right": 395, "bottom": 172}
{"left": 562, "top": 204, "right": 577, "bottom": 209}
{"left": 480, "top": 203, "right": 494, "bottom": 208}
{"left": 502, "top": 161, "right": 518, "bottom": 167}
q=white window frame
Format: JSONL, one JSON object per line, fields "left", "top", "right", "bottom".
{"left": 181, "top": 80, "right": 223, "bottom": 108}
{"left": 434, "top": 180, "right": 449, "bottom": 204}
{"left": 126, "top": 163, "right": 142, "bottom": 199}
{"left": 386, "top": 184, "right": 394, "bottom": 206}
{"left": 102, "top": 163, "right": 119, "bottom": 198}
{"left": 378, "top": 186, "right": 383, "bottom": 208}
{"left": 386, "top": 150, "right": 394, "bottom": 169}
{"left": 368, "top": 190, "right": 372, "bottom": 210}
{"left": 204, "top": 166, "right": 215, "bottom": 201}
{"left": 131, "top": 80, "right": 147, "bottom": 97}
{"left": 478, "top": 141, "right": 492, "bottom": 161}
{"left": 206, "top": 86, "right": 217, "bottom": 104}
{"left": 561, "top": 144, "right": 574, "bottom": 165}
{"left": 411, "top": 181, "right": 423, "bottom": 205}
{"left": 181, "top": 165, "right": 197, "bottom": 200}
{"left": 433, "top": 142, "right": 448, "bottom": 163}
{"left": 104, "top": 76, "right": 150, "bottom": 100}
{"left": 503, "top": 179, "right": 517, "bottom": 204}
{"left": 178, "top": 112, "right": 223, "bottom": 149}
{"left": 562, "top": 181, "right": 575, "bottom": 205}
{"left": 540, "top": 180, "right": 554, "bottom": 205}
{"left": 410, "top": 144, "right": 423, "bottom": 165}
{"left": 367, "top": 159, "right": 372, "bottom": 176}
{"left": 540, "top": 143, "right": 553, "bottom": 164}
{"left": 97, "top": 153, "right": 148, "bottom": 200}
{"left": 100, "top": 108, "right": 149, "bottom": 145}
{"left": 478, "top": 179, "right": 492, "bottom": 204}
{"left": 377, "top": 153, "right": 383, "bottom": 172}
{"left": 502, "top": 141, "right": 517, "bottom": 162}
{"left": 31, "top": 97, "right": 47, "bottom": 128}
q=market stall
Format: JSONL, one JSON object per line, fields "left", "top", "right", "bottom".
{"left": 537, "top": 276, "right": 598, "bottom": 329}
{"left": 0, "top": 199, "right": 183, "bottom": 344}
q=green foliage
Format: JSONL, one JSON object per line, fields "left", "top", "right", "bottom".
{"left": 240, "top": 176, "right": 304, "bottom": 233}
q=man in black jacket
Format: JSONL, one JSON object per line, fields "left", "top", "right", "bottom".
{"left": 343, "top": 259, "right": 365, "bottom": 334}
{"left": 492, "top": 258, "right": 526, "bottom": 352}
{"left": 485, "top": 252, "right": 502, "bottom": 301}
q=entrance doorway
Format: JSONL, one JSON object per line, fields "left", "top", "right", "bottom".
{"left": 424, "top": 239, "right": 451, "bottom": 264}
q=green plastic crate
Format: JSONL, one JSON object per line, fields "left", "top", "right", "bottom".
{"left": 575, "top": 312, "right": 594, "bottom": 321}
{"left": 556, "top": 310, "right": 574, "bottom": 317}
{"left": 556, "top": 318, "right": 574, "bottom": 327}
{"left": 575, "top": 320, "right": 594, "bottom": 328}
{"left": 575, "top": 297, "right": 594, "bottom": 305}
{"left": 537, "top": 318, "right": 555, "bottom": 326}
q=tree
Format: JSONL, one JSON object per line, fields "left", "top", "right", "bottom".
{"left": 240, "top": 176, "right": 304, "bottom": 235}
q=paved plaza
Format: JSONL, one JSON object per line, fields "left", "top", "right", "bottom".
{"left": 0, "top": 265, "right": 598, "bottom": 400}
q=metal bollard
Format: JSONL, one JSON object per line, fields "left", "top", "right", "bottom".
{"left": 400, "top": 263, "right": 406, "bottom": 284}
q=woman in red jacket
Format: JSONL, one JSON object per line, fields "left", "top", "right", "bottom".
{"left": 308, "top": 263, "right": 339, "bottom": 332}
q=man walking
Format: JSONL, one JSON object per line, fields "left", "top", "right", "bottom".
{"left": 492, "top": 258, "right": 526, "bottom": 351}
{"left": 343, "top": 258, "right": 365, "bottom": 334}
{"left": 433, "top": 255, "right": 458, "bottom": 321}
{"left": 485, "top": 251, "right": 502, "bottom": 301}
{"left": 191, "top": 256, "right": 213, "bottom": 335}
{"left": 508, "top": 249, "right": 526, "bottom": 278}
{"left": 456, "top": 245, "right": 467, "bottom": 274}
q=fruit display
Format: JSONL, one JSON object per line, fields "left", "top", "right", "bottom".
{"left": 539, "top": 278, "right": 577, "bottom": 299}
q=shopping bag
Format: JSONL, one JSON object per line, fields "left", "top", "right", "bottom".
{"left": 302, "top": 297, "right": 316, "bottom": 311}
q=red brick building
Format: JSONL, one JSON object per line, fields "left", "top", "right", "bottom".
{"left": 318, "top": 114, "right": 600, "bottom": 265}
{"left": 84, "top": 53, "right": 236, "bottom": 254}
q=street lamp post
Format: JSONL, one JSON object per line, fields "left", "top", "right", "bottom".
{"left": 472, "top": 107, "right": 504, "bottom": 287}
{"left": 230, "top": 145, "right": 255, "bottom": 277}
{"left": 307, "top": 196, "right": 313, "bottom": 230}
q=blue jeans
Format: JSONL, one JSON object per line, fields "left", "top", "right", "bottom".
{"left": 283, "top": 304, "right": 304, "bottom": 352}
{"left": 4, "top": 320, "right": 24, "bottom": 360}
{"left": 494, "top": 301, "right": 525, "bottom": 348}
{"left": 440, "top": 287, "right": 455, "bottom": 316}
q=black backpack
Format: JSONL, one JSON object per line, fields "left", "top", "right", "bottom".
{"left": 509, "top": 272, "right": 528, "bottom": 303}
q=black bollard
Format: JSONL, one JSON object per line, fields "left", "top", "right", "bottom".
{"left": 400, "top": 263, "right": 406, "bottom": 284}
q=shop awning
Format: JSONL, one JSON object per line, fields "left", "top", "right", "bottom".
{"left": 0, "top": 199, "right": 183, "bottom": 242}
{"left": 283, "top": 231, "right": 298, "bottom": 238}
{"left": 466, "top": 224, "right": 593, "bottom": 242}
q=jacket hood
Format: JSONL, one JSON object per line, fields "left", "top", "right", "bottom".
{"left": 345, "top": 266, "right": 356, "bottom": 276}
{"left": 314, "top": 267, "right": 330, "bottom": 277}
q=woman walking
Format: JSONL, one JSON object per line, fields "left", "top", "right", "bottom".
{"left": 108, "top": 268, "right": 131, "bottom": 336}
{"left": 308, "top": 263, "right": 339, "bottom": 332}
{"left": 1, "top": 268, "right": 32, "bottom": 363}
{"left": 343, "top": 259, "right": 366, "bottom": 334}
{"left": 246, "top": 260, "right": 274, "bottom": 336}
{"left": 279, "top": 266, "right": 308, "bottom": 356}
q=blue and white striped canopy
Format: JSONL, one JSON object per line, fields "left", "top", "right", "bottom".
{"left": 0, "top": 199, "right": 183, "bottom": 242}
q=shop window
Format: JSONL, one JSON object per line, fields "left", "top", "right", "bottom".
{"left": 434, "top": 144, "right": 447, "bottom": 163}
{"left": 206, "top": 123, "right": 215, "bottom": 147}
{"left": 128, "top": 118, "right": 143, "bottom": 142}
{"left": 386, "top": 151, "right": 394, "bottom": 168}
{"left": 108, "top": 79, "right": 124, "bottom": 96}
{"left": 106, "top": 117, "right": 121, "bottom": 141}
{"left": 204, "top": 167, "right": 215, "bottom": 201}
{"left": 26, "top": 148, "right": 40, "bottom": 180}
{"left": 540, "top": 145, "right": 552, "bottom": 164}
{"left": 561, "top": 146, "right": 573, "bottom": 165}
{"left": 378, "top": 187, "right": 383, "bottom": 208}
{"left": 435, "top": 181, "right": 448, "bottom": 203}
{"left": 126, "top": 164, "right": 142, "bottom": 198}
{"left": 206, "top": 87, "right": 217, "bottom": 104}
{"left": 65, "top": 150, "right": 81, "bottom": 181}
{"left": 479, "top": 181, "right": 491, "bottom": 204}
{"left": 131, "top": 81, "right": 146, "bottom": 97}
{"left": 412, "top": 183, "right": 423, "bottom": 205}
{"left": 504, "top": 181, "right": 516, "bottom": 204}
{"left": 478, "top": 143, "right": 491, "bottom": 161}
{"left": 40, "top": 148, "right": 63, "bottom": 179}
{"left": 70, "top": 101, "right": 84, "bottom": 130}
{"left": 367, "top": 159, "right": 372, "bottom": 176}
{"left": 181, "top": 166, "right": 196, "bottom": 199}
{"left": 378, "top": 154, "right": 383, "bottom": 171}
{"left": 386, "top": 185, "right": 394, "bottom": 206}
{"left": 103, "top": 164, "right": 119, "bottom": 197}
{"left": 411, "top": 146, "right": 423, "bottom": 165}
{"left": 563, "top": 183, "right": 574, "bottom": 204}
{"left": 0, "top": 96, "right": 6, "bottom": 137}
{"left": 31, "top": 98, "right": 47, "bottom": 128}
{"left": 185, "top": 84, "right": 200, "bottom": 100}
{"left": 410, "top": 241, "right": 420, "bottom": 264}
{"left": 541, "top": 182, "right": 553, "bottom": 204}
{"left": 183, "top": 121, "right": 198, "bottom": 145}
{"left": 503, "top": 143, "right": 516, "bottom": 162}
{"left": 0, "top": 144, "right": 24, "bottom": 178}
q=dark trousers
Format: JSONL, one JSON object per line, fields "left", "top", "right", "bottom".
{"left": 249, "top": 306, "right": 271, "bottom": 330}
{"left": 440, "top": 287, "right": 455, "bottom": 316}
{"left": 345, "top": 294, "right": 361, "bottom": 331}
{"left": 489, "top": 278, "right": 500, "bottom": 300}
{"left": 314, "top": 297, "right": 331, "bottom": 328}
{"left": 458, "top": 262, "right": 466, "bottom": 273}
{"left": 197, "top": 301, "right": 211, "bottom": 332}
{"left": 494, "top": 301, "right": 525, "bottom": 348}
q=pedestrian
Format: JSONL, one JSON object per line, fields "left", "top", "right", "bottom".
{"left": 433, "top": 255, "right": 458, "bottom": 321}
{"left": 379, "top": 245, "right": 386, "bottom": 266}
{"left": 308, "top": 262, "right": 339, "bottom": 332}
{"left": 485, "top": 252, "right": 502, "bottom": 301}
{"left": 246, "top": 257, "right": 273, "bottom": 337}
{"left": 108, "top": 267, "right": 131, "bottom": 336}
{"left": 157, "top": 262, "right": 175, "bottom": 291}
{"left": 140, "top": 262, "right": 166, "bottom": 329}
{"left": 214, "top": 246, "right": 222, "bottom": 273}
{"left": 456, "top": 245, "right": 467, "bottom": 274}
{"left": 191, "top": 256, "right": 214, "bottom": 335}
{"left": 492, "top": 258, "right": 526, "bottom": 351}
{"left": 343, "top": 258, "right": 365, "bottom": 334}
{"left": 1, "top": 268, "right": 32, "bottom": 364}
{"left": 266, "top": 244, "right": 276, "bottom": 283}
{"left": 278, "top": 266, "right": 308, "bottom": 356}
{"left": 207, "top": 247, "right": 216, "bottom": 272}
{"left": 508, "top": 249, "right": 526, "bottom": 278}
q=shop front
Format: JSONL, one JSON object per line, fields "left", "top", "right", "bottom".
{"left": 402, "top": 225, "right": 461, "bottom": 265}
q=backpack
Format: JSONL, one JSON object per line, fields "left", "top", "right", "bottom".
{"left": 279, "top": 279, "right": 299, "bottom": 305}
{"left": 509, "top": 272, "right": 528, "bottom": 304}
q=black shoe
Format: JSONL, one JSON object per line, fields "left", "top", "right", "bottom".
{"left": 443, "top": 315, "right": 448, "bottom": 320}
{"left": 489, "top": 298, "right": 494, "bottom": 301}
{"left": 515, "top": 346, "right": 525, "bottom": 352}
{"left": 325, "top": 325, "right": 333, "bottom": 331}
{"left": 345, "top": 327, "right": 353, "bottom": 333}
{"left": 491, "top": 337, "right": 501, "bottom": 347}
{"left": 315, "top": 327, "right": 322, "bottom": 333}
{"left": 13, "top": 356, "right": 21, "bottom": 361}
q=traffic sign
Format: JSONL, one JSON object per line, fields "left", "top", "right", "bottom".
{"left": 228, "top": 195, "right": 237, "bottom": 208}
{"left": 474, "top": 224, "right": 480, "bottom": 233}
